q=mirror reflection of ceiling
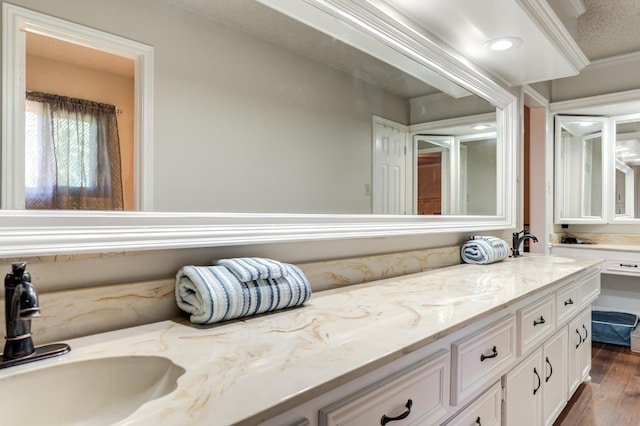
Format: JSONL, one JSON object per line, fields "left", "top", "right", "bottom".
{"left": 26, "top": 32, "right": 135, "bottom": 78}
{"left": 162, "top": 0, "right": 439, "bottom": 99}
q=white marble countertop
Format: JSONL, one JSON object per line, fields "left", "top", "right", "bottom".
{"left": 553, "top": 242, "right": 640, "bottom": 253}
{"left": 0, "top": 254, "right": 602, "bottom": 425}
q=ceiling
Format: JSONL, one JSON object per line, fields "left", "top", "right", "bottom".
{"left": 26, "top": 32, "right": 135, "bottom": 78}
{"left": 575, "top": 0, "right": 640, "bottom": 61}
{"left": 27, "top": 1, "right": 640, "bottom": 92}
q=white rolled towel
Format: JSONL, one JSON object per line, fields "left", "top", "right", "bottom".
{"left": 461, "top": 236, "right": 510, "bottom": 265}
{"left": 175, "top": 263, "right": 311, "bottom": 325}
{"left": 215, "top": 257, "right": 288, "bottom": 282}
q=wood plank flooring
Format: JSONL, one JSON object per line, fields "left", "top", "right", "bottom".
{"left": 554, "top": 342, "right": 640, "bottom": 426}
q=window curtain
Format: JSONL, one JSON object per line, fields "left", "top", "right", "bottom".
{"left": 25, "top": 92, "right": 124, "bottom": 210}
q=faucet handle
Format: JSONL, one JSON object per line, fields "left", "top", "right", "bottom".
{"left": 6, "top": 262, "right": 31, "bottom": 286}
{"left": 11, "top": 262, "right": 27, "bottom": 277}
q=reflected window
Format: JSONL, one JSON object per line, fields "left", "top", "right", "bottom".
{"left": 24, "top": 92, "right": 124, "bottom": 210}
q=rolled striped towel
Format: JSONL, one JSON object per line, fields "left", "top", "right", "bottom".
{"left": 215, "top": 257, "right": 288, "bottom": 282}
{"left": 461, "top": 236, "right": 510, "bottom": 265}
{"left": 175, "top": 263, "right": 311, "bottom": 325}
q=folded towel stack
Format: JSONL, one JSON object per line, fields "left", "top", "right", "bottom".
{"left": 461, "top": 236, "right": 510, "bottom": 265}
{"left": 175, "top": 257, "right": 311, "bottom": 325}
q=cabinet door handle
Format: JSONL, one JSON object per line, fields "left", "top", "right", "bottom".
{"left": 619, "top": 263, "right": 638, "bottom": 268}
{"left": 564, "top": 299, "right": 574, "bottom": 306}
{"left": 533, "top": 367, "right": 541, "bottom": 395}
{"left": 576, "top": 329, "right": 582, "bottom": 348}
{"left": 545, "top": 356, "right": 553, "bottom": 383}
{"left": 380, "top": 399, "right": 412, "bottom": 425}
{"left": 476, "top": 416, "right": 481, "bottom": 425}
{"left": 582, "top": 324, "right": 589, "bottom": 341}
{"left": 533, "top": 316, "right": 546, "bottom": 326}
{"left": 480, "top": 346, "right": 498, "bottom": 362}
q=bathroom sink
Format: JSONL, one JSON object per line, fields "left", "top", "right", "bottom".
{"left": 0, "top": 355, "right": 185, "bottom": 425}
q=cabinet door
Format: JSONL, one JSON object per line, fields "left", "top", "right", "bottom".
{"left": 543, "top": 329, "right": 568, "bottom": 426}
{"left": 580, "top": 307, "right": 592, "bottom": 381}
{"left": 567, "top": 314, "right": 583, "bottom": 397}
{"left": 503, "top": 348, "right": 542, "bottom": 426}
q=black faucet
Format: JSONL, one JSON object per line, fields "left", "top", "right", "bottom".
{"left": 1, "top": 262, "right": 70, "bottom": 368}
{"left": 511, "top": 230, "right": 538, "bottom": 257}
{"left": 3, "top": 262, "right": 40, "bottom": 360}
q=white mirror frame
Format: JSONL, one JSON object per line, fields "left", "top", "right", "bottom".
{"left": 551, "top": 91, "right": 640, "bottom": 225}
{"left": 553, "top": 115, "right": 609, "bottom": 224}
{"left": 0, "top": 0, "right": 517, "bottom": 257}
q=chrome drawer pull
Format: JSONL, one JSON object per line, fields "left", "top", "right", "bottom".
{"left": 545, "top": 356, "right": 553, "bottom": 383}
{"left": 564, "top": 299, "right": 574, "bottom": 306}
{"left": 533, "top": 316, "right": 546, "bottom": 326}
{"left": 480, "top": 346, "right": 498, "bottom": 362}
{"left": 619, "top": 263, "right": 638, "bottom": 268}
{"left": 380, "top": 399, "right": 412, "bottom": 425}
{"left": 533, "top": 367, "right": 541, "bottom": 395}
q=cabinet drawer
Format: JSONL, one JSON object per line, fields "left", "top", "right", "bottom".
{"left": 518, "top": 295, "right": 556, "bottom": 356}
{"left": 603, "top": 259, "right": 640, "bottom": 276}
{"left": 319, "top": 350, "right": 449, "bottom": 426}
{"left": 580, "top": 272, "right": 600, "bottom": 307}
{"left": 556, "top": 282, "right": 580, "bottom": 326}
{"left": 444, "top": 381, "right": 501, "bottom": 426}
{"left": 451, "top": 315, "right": 516, "bottom": 405}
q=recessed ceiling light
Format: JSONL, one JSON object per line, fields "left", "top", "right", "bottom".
{"left": 484, "top": 37, "right": 522, "bottom": 51}
{"left": 472, "top": 124, "right": 491, "bottom": 130}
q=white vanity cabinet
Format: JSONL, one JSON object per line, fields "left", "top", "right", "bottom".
{"left": 503, "top": 328, "right": 568, "bottom": 426}
{"left": 263, "top": 264, "right": 600, "bottom": 426}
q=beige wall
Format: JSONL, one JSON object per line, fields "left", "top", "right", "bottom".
{"left": 26, "top": 53, "right": 135, "bottom": 210}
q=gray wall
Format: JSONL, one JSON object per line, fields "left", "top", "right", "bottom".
{"left": 3, "top": 0, "right": 409, "bottom": 214}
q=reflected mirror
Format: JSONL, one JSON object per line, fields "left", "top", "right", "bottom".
{"left": 411, "top": 113, "right": 497, "bottom": 216}
{"left": 4, "top": 0, "right": 502, "bottom": 216}
{"left": 614, "top": 114, "right": 640, "bottom": 218}
{"left": 554, "top": 115, "right": 607, "bottom": 222}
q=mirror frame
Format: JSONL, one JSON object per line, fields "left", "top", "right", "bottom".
{"left": 0, "top": 0, "right": 517, "bottom": 257}
{"left": 553, "top": 115, "right": 609, "bottom": 224}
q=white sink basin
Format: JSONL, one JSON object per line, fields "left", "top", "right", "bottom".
{"left": 0, "top": 355, "right": 185, "bottom": 425}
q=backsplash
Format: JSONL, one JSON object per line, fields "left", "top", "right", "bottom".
{"left": 1, "top": 245, "right": 462, "bottom": 345}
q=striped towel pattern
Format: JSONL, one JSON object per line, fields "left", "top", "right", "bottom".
{"left": 175, "top": 263, "right": 311, "bottom": 325}
{"left": 215, "top": 257, "right": 289, "bottom": 282}
{"left": 460, "top": 236, "right": 510, "bottom": 265}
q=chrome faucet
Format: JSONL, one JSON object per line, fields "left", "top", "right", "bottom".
{"left": 511, "top": 230, "right": 538, "bottom": 257}
{"left": 1, "top": 262, "right": 70, "bottom": 368}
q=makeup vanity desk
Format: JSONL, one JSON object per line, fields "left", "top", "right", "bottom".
{"left": 552, "top": 243, "right": 640, "bottom": 315}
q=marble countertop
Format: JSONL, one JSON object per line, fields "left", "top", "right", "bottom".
{"left": 553, "top": 242, "right": 640, "bottom": 253}
{"left": 0, "top": 254, "right": 602, "bottom": 425}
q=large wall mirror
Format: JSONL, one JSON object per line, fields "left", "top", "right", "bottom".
{"left": 554, "top": 115, "right": 608, "bottom": 224}
{"left": 1, "top": 0, "right": 517, "bottom": 255}
{"left": 553, "top": 108, "right": 640, "bottom": 224}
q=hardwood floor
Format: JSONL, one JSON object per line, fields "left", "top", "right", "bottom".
{"left": 554, "top": 342, "right": 640, "bottom": 426}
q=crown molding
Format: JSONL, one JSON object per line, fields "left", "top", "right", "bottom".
{"left": 517, "top": 0, "right": 590, "bottom": 72}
